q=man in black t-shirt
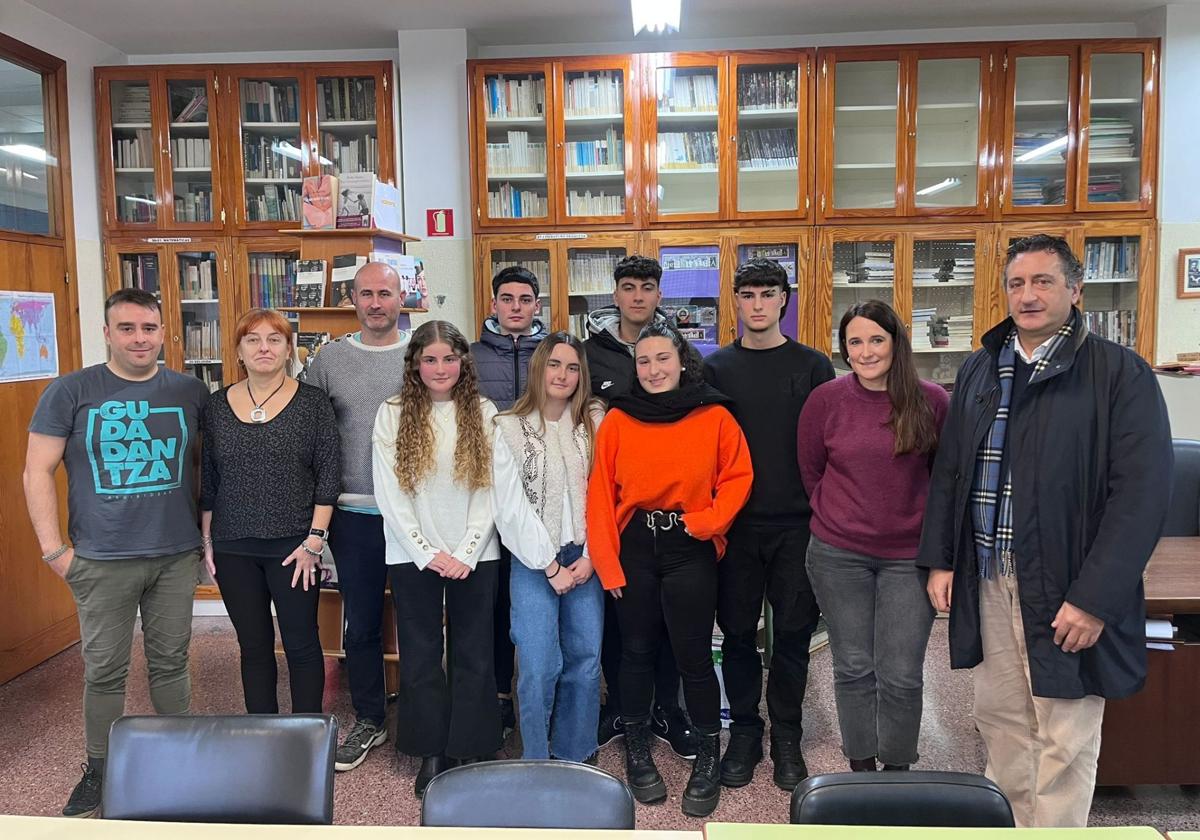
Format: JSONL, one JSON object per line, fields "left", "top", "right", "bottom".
{"left": 703, "top": 258, "right": 835, "bottom": 791}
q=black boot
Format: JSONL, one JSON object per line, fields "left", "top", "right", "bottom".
{"left": 849, "top": 756, "right": 878, "bottom": 772}
{"left": 414, "top": 754, "right": 451, "bottom": 798}
{"left": 720, "top": 731, "right": 763, "bottom": 787}
{"left": 882, "top": 763, "right": 910, "bottom": 771}
{"left": 682, "top": 733, "right": 721, "bottom": 818}
{"left": 623, "top": 722, "right": 666, "bottom": 804}
{"left": 769, "top": 738, "right": 809, "bottom": 791}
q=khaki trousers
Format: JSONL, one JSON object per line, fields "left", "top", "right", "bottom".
{"left": 973, "top": 572, "right": 1105, "bottom": 828}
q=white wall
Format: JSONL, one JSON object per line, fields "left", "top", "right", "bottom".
{"left": 2, "top": 0, "right": 127, "bottom": 365}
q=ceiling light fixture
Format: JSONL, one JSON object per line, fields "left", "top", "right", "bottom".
{"left": 632, "top": 0, "right": 681, "bottom": 35}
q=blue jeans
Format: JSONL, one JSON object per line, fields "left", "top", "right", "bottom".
{"left": 509, "top": 543, "right": 603, "bottom": 762}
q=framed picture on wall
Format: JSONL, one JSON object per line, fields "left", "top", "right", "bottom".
{"left": 1180, "top": 248, "right": 1200, "bottom": 299}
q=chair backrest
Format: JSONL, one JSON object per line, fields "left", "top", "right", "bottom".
{"left": 1165, "top": 438, "right": 1200, "bottom": 537}
{"left": 421, "top": 759, "right": 635, "bottom": 829}
{"left": 102, "top": 714, "right": 337, "bottom": 824}
{"left": 791, "top": 771, "right": 1015, "bottom": 827}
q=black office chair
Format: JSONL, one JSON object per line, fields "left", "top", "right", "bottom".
{"left": 421, "top": 759, "right": 635, "bottom": 829}
{"left": 791, "top": 771, "right": 1015, "bottom": 827}
{"left": 1165, "top": 438, "right": 1200, "bottom": 537}
{"left": 102, "top": 714, "right": 337, "bottom": 824}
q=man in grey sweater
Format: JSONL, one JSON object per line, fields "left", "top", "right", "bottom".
{"left": 302, "top": 261, "right": 409, "bottom": 771}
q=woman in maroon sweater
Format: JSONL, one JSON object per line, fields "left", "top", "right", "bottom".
{"left": 797, "top": 300, "right": 949, "bottom": 772}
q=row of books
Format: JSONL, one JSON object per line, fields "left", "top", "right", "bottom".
{"left": 487, "top": 184, "right": 548, "bottom": 218}
{"left": 248, "top": 255, "right": 298, "bottom": 308}
{"left": 485, "top": 74, "right": 546, "bottom": 119}
{"left": 171, "top": 136, "right": 211, "bottom": 168}
{"left": 1013, "top": 172, "right": 1130, "bottom": 205}
{"left": 854, "top": 251, "right": 895, "bottom": 282}
{"left": 170, "top": 86, "right": 207, "bottom": 123}
{"left": 179, "top": 258, "right": 217, "bottom": 300}
{"left": 114, "top": 85, "right": 151, "bottom": 123}
{"left": 737, "top": 128, "right": 798, "bottom": 169}
{"left": 568, "top": 251, "right": 624, "bottom": 294}
{"left": 118, "top": 194, "right": 156, "bottom": 223}
{"left": 190, "top": 364, "right": 222, "bottom": 393}
{"left": 317, "top": 77, "right": 376, "bottom": 122}
{"left": 1084, "top": 240, "right": 1139, "bottom": 280}
{"left": 243, "top": 133, "right": 303, "bottom": 179}
{"left": 1087, "top": 117, "right": 1135, "bottom": 160}
{"left": 1084, "top": 309, "right": 1137, "bottom": 347}
{"left": 1012, "top": 176, "right": 1054, "bottom": 206}
{"left": 564, "top": 71, "right": 623, "bottom": 116}
{"left": 486, "top": 131, "right": 548, "bottom": 174}
{"left": 318, "top": 131, "right": 377, "bottom": 175}
{"left": 241, "top": 80, "right": 299, "bottom": 123}
{"left": 566, "top": 189, "right": 624, "bottom": 217}
{"left": 247, "top": 184, "right": 301, "bottom": 222}
{"left": 114, "top": 130, "right": 153, "bottom": 169}
{"left": 565, "top": 127, "right": 624, "bottom": 173}
{"left": 658, "top": 73, "right": 718, "bottom": 113}
{"left": 914, "top": 257, "right": 975, "bottom": 284}
{"left": 183, "top": 319, "right": 221, "bottom": 360}
{"left": 121, "top": 254, "right": 160, "bottom": 294}
{"left": 1082, "top": 172, "right": 1127, "bottom": 202}
{"left": 658, "top": 131, "right": 718, "bottom": 168}
{"left": 491, "top": 258, "right": 550, "bottom": 285}
{"left": 173, "top": 191, "right": 212, "bottom": 223}
{"left": 738, "top": 69, "right": 798, "bottom": 111}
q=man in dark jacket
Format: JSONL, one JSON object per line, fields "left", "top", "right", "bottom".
{"left": 471, "top": 264, "right": 546, "bottom": 736}
{"left": 584, "top": 254, "right": 695, "bottom": 761}
{"left": 917, "top": 234, "right": 1172, "bottom": 828}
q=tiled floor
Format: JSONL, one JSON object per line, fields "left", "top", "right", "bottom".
{"left": 0, "top": 617, "right": 1196, "bottom": 830}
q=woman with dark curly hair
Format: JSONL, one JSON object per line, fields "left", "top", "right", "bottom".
{"left": 371, "top": 320, "right": 500, "bottom": 797}
{"left": 586, "top": 322, "right": 753, "bottom": 817}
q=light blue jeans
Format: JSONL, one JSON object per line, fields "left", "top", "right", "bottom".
{"left": 510, "top": 543, "right": 603, "bottom": 762}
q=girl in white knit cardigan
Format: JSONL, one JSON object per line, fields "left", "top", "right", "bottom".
{"left": 491, "top": 332, "right": 605, "bottom": 762}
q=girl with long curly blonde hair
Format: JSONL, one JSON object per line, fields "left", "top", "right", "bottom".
{"left": 370, "top": 320, "right": 502, "bottom": 795}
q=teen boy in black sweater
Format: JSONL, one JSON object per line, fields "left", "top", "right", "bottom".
{"left": 703, "top": 258, "right": 835, "bottom": 790}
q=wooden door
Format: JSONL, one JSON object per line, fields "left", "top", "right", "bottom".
{"left": 1075, "top": 220, "right": 1157, "bottom": 361}
{"left": 308, "top": 61, "right": 397, "bottom": 186}
{"left": 160, "top": 68, "right": 226, "bottom": 231}
{"left": 474, "top": 235, "right": 559, "bottom": 336}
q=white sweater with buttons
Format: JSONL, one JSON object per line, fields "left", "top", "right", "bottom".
{"left": 371, "top": 397, "right": 500, "bottom": 569}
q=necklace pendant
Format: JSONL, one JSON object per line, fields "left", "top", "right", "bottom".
{"left": 250, "top": 407, "right": 268, "bottom": 423}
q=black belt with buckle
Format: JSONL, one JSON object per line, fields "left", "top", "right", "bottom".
{"left": 643, "top": 509, "right": 682, "bottom": 531}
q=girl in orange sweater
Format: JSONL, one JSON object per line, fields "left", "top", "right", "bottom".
{"left": 587, "top": 323, "right": 753, "bottom": 818}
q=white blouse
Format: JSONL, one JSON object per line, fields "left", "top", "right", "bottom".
{"left": 372, "top": 398, "right": 500, "bottom": 569}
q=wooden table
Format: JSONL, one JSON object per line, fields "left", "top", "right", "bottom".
{"left": 1096, "top": 537, "right": 1200, "bottom": 786}
{"left": 0, "top": 815, "right": 699, "bottom": 840}
{"left": 702, "top": 825, "right": 1165, "bottom": 840}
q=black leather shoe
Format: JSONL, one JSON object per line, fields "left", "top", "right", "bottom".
{"left": 623, "top": 721, "right": 667, "bottom": 804}
{"left": 720, "top": 732, "right": 763, "bottom": 788}
{"left": 849, "top": 756, "right": 878, "bottom": 772}
{"left": 682, "top": 733, "right": 721, "bottom": 817}
{"left": 882, "top": 763, "right": 910, "bottom": 771}
{"left": 414, "top": 754, "right": 451, "bottom": 798}
{"left": 770, "top": 738, "right": 809, "bottom": 791}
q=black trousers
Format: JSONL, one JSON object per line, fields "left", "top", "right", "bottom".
{"left": 214, "top": 548, "right": 324, "bottom": 714}
{"left": 389, "top": 560, "right": 502, "bottom": 759}
{"left": 601, "top": 596, "right": 681, "bottom": 713}
{"left": 328, "top": 508, "right": 390, "bottom": 726}
{"left": 615, "top": 514, "right": 720, "bottom": 734}
{"left": 716, "top": 520, "right": 820, "bottom": 740}
{"left": 493, "top": 546, "right": 516, "bottom": 695}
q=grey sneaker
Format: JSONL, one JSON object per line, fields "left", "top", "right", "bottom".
{"left": 335, "top": 719, "right": 388, "bottom": 772}
{"left": 62, "top": 762, "right": 102, "bottom": 817}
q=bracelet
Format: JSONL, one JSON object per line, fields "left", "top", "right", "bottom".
{"left": 547, "top": 563, "right": 562, "bottom": 579}
{"left": 200, "top": 535, "right": 213, "bottom": 547}
{"left": 42, "top": 544, "right": 70, "bottom": 563}
{"left": 300, "top": 543, "right": 323, "bottom": 558}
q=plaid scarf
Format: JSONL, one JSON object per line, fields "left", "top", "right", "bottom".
{"left": 971, "top": 319, "right": 1074, "bottom": 578}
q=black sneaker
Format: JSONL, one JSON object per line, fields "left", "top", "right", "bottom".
{"left": 499, "top": 697, "right": 516, "bottom": 739}
{"left": 335, "top": 719, "right": 388, "bottom": 772}
{"left": 651, "top": 704, "right": 699, "bottom": 760}
{"left": 597, "top": 704, "right": 624, "bottom": 747}
{"left": 62, "top": 762, "right": 102, "bottom": 818}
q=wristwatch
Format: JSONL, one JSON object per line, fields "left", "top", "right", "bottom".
{"left": 309, "top": 528, "right": 329, "bottom": 542}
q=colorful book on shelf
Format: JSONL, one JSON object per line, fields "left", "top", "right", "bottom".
{"left": 302, "top": 174, "right": 338, "bottom": 229}
{"left": 330, "top": 253, "right": 367, "bottom": 308}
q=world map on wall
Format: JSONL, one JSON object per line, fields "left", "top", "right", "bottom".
{"left": 0, "top": 291, "right": 58, "bottom": 383}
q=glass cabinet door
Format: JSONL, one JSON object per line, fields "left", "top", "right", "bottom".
{"left": 658, "top": 243, "right": 722, "bottom": 355}
{"left": 314, "top": 73, "right": 379, "bottom": 178}
{"left": 175, "top": 248, "right": 224, "bottom": 392}
{"left": 828, "top": 57, "right": 901, "bottom": 213}
{"left": 735, "top": 241, "right": 801, "bottom": 341}
{"left": 236, "top": 74, "right": 304, "bottom": 224}
{"left": 828, "top": 237, "right": 896, "bottom": 370}
{"left": 108, "top": 77, "right": 160, "bottom": 225}
{"left": 734, "top": 57, "right": 804, "bottom": 216}
{"left": 565, "top": 243, "right": 631, "bottom": 339}
{"left": 914, "top": 56, "right": 983, "bottom": 211}
{"left": 559, "top": 64, "right": 630, "bottom": 222}
{"left": 1081, "top": 231, "right": 1142, "bottom": 349}
{"left": 1006, "top": 52, "right": 1074, "bottom": 211}
{"left": 481, "top": 69, "right": 551, "bottom": 223}
{"left": 653, "top": 58, "right": 722, "bottom": 219}
{"left": 910, "top": 237, "right": 978, "bottom": 385}
{"left": 1078, "top": 47, "right": 1153, "bottom": 211}
{"left": 164, "top": 75, "right": 218, "bottom": 225}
